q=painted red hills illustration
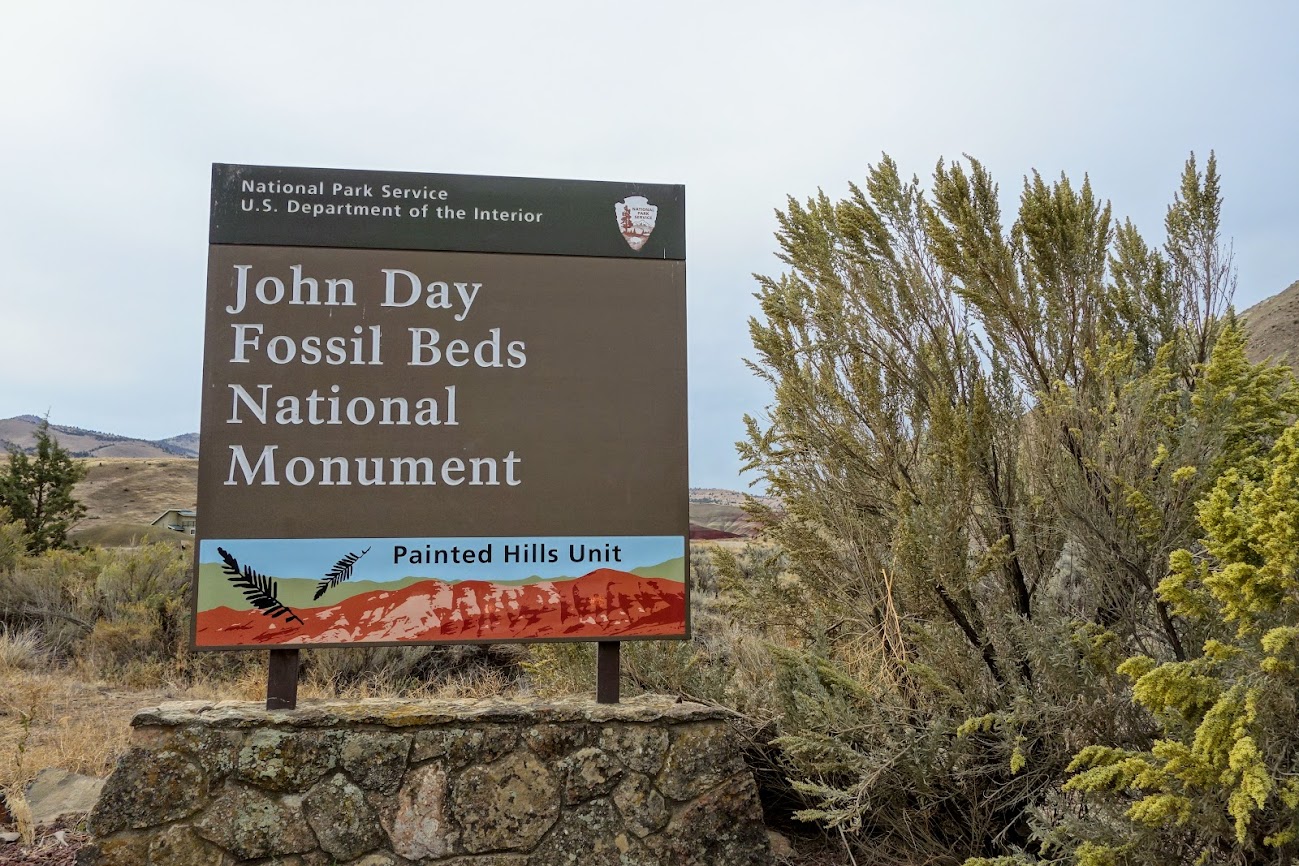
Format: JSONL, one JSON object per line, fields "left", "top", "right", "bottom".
{"left": 195, "top": 568, "right": 686, "bottom": 646}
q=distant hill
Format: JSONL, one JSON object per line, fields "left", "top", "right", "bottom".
{"left": 688, "top": 503, "right": 757, "bottom": 537}
{"left": 0, "top": 415, "right": 198, "bottom": 458}
{"left": 68, "top": 458, "right": 765, "bottom": 541}
{"left": 688, "top": 487, "right": 778, "bottom": 538}
{"left": 689, "top": 523, "right": 743, "bottom": 540}
{"left": 160, "top": 432, "right": 201, "bottom": 455}
{"left": 1241, "top": 280, "right": 1299, "bottom": 365}
{"left": 689, "top": 487, "right": 776, "bottom": 508}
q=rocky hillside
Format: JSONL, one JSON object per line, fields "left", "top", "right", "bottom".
{"left": 1241, "top": 279, "right": 1299, "bottom": 364}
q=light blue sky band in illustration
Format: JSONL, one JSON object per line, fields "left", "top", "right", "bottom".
{"left": 198, "top": 536, "right": 685, "bottom": 584}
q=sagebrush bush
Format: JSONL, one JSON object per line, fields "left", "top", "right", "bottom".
{"left": 737, "top": 152, "right": 1299, "bottom": 864}
{"left": 0, "top": 547, "right": 101, "bottom": 659}
{"left": 82, "top": 543, "right": 191, "bottom": 679}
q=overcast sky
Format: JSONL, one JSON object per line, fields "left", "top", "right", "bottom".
{"left": 2, "top": 1, "right": 1296, "bottom": 490}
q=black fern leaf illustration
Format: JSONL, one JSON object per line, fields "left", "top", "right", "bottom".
{"left": 217, "top": 547, "right": 303, "bottom": 624}
{"left": 314, "top": 547, "right": 371, "bottom": 601}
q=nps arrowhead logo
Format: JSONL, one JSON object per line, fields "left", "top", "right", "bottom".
{"left": 614, "top": 195, "right": 658, "bottom": 251}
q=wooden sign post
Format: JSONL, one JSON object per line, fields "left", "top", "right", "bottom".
{"left": 597, "top": 641, "right": 621, "bottom": 704}
{"left": 266, "top": 648, "right": 299, "bottom": 710}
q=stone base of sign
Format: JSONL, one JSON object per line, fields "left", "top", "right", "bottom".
{"left": 76, "top": 695, "right": 772, "bottom": 866}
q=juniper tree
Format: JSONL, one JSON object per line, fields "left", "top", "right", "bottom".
{"left": 0, "top": 419, "right": 87, "bottom": 553}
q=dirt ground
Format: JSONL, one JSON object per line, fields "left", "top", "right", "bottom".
{"left": 0, "top": 822, "right": 89, "bottom": 866}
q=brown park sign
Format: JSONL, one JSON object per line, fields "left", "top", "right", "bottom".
{"left": 193, "top": 164, "right": 687, "bottom": 649}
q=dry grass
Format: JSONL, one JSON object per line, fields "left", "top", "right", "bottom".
{"left": 0, "top": 628, "right": 45, "bottom": 672}
{"left": 72, "top": 458, "right": 197, "bottom": 527}
{"left": 693, "top": 536, "right": 756, "bottom": 553}
{"left": 67, "top": 522, "right": 188, "bottom": 550}
{"left": 0, "top": 673, "right": 149, "bottom": 792}
{"left": 0, "top": 671, "right": 152, "bottom": 843}
{"left": 178, "top": 656, "right": 519, "bottom": 704}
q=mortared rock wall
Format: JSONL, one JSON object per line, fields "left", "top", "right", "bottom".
{"left": 77, "top": 695, "right": 772, "bottom": 866}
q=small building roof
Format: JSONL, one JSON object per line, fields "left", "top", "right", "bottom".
{"left": 151, "top": 508, "right": 197, "bottom": 526}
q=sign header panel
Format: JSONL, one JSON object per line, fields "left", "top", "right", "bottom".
{"left": 194, "top": 165, "right": 688, "bottom": 649}
{"left": 210, "top": 163, "right": 686, "bottom": 259}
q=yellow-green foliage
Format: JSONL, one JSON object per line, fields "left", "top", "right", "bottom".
{"left": 1065, "top": 422, "right": 1299, "bottom": 862}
